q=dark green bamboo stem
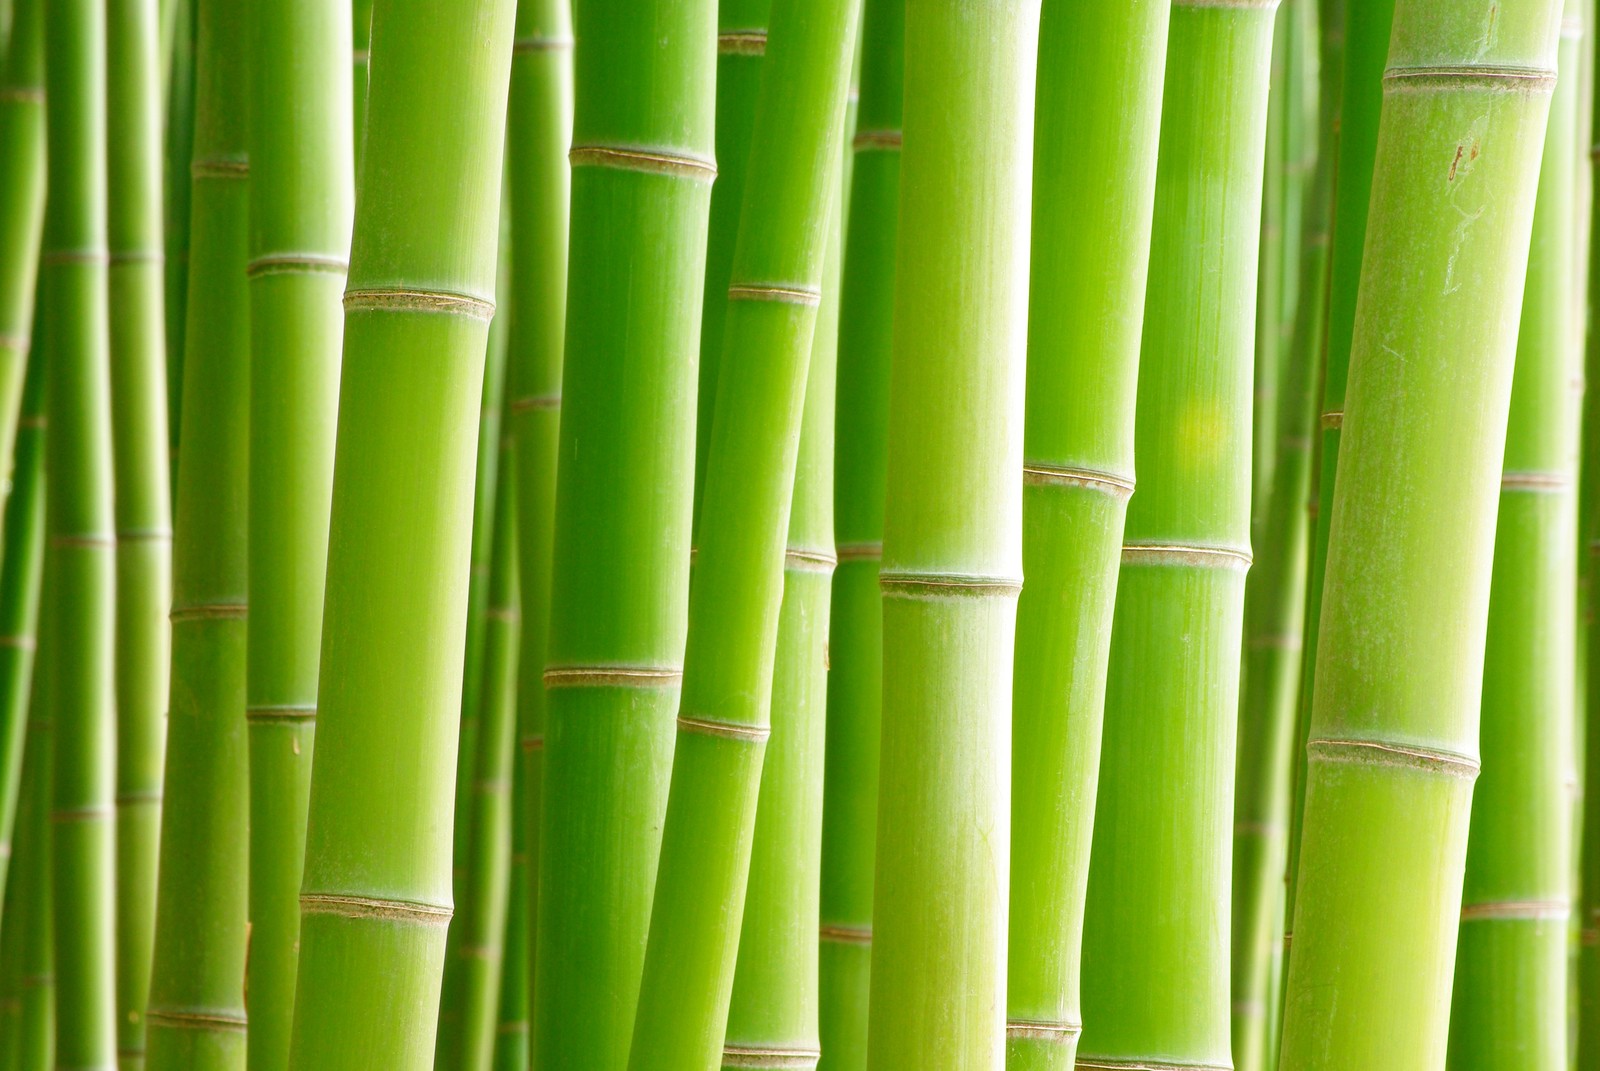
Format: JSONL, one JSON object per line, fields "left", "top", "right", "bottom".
{"left": 10, "top": 658, "right": 48, "bottom": 1071}
{"left": 491, "top": 755, "right": 529, "bottom": 1071}
{"left": 0, "top": 0, "right": 43, "bottom": 496}
{"left": 244, "top": 0, "right": 352, "bottom": 1065}
{"left": 352, "top": 0, "right": 371, "bottom": 171}
{"left": 286, "top": 0, "right": 515, "bottom": 1065}
{"left": 1579, "top": 0, "right": 1600, "bottom": 1055}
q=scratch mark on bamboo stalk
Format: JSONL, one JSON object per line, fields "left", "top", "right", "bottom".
{"left": 818, "top": 923, "right": 871, "bottom": 945}
{"left": 1006, "top": 1020, "right": 1084, "bottom": 1043}
{"left": 246, "top": 253, "right": 350, "bottom": 277}
{"left": 542, "top": 664, "right": 683, "bottom": 689}
{"left": 728, "top": 283, "right": 822, "bottom": 306}
{"left": 835, "top": 542, "right": 882, "bottom": 562}
{"left": 852, "top": 129, "right": 901, "bottom": 152}
{"left": 146, "top": 1009, "right": 249, "bottom": 1033}
{"left": 169, "top": 602, "right": 247, "bottom": 623}
{"left": 1076, "top": 1060, "right": 1231, "bottom": 1071}
{"left": 1305, "top": 738, "right": 1480, "bottom": 778}
{"left": 1459, "top": 899, "right": 1569, "bottom": 921}
{"left": 1023, "top": 463, "right": 1136, "bottom": 498}
{"left": 676, "top": 714, "right": 771, "bottom": 743}
{"left": 513, "top": 35, "right": 574, "bottom": 53}
{"left": 245, "top": 704, "right": 317, "bottom": 723}
{"left": 510, "top": 393, "right": 561, "bottom": 413}
{"left": 343, "top": 287, "right": 495, "bottom": 321}
{"left": 879, "top": 572, "right": 1023, "bottom": 598}
{"left": 1119, "top": 543, "right": 1252, "bottom": 570}
{"left": 1384, "top": 65, "right": 1557, "bottom": 92}
{"left": 1500, "top": 470, "right": 1571, "bottom": 491}
{"left": 569, "top": 145, "right": 717, "bottom": 182}
{"left": 784, "top": 547, "right": 836, "bottom": 573}
{"left": 190, "top": 156, "right": 249, "bottom": 179}
{"left": 717, "top": 31, "right": 767, "bottom": 56}
{"left": 299, "top": 892, "right": 453, "bottom": 925}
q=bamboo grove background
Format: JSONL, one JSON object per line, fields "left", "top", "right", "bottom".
{"left": 0, "top": 0, "right": 1591, "bottom": 1069}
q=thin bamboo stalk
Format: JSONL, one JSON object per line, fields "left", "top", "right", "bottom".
{"left": 1278, "top": 3, "right": 1563, "bottom": 1066}
{"left": 285, "top": 0, "right": 515, "bottom": 1064}
{"left": 40, "top": 0, "right": 120, "bottom": 1060}
{"left": 142, "top": 0, "right": 250, "bottom": 1066}
{"left": 0, "top": 0, "right": 43, "bottom": 496}
{"left": 243, "top": 0, "right": 352, "bottom": 1064}
{"left": 815, "top": 3, "right": 902, "bottom": 1065}
{"left": 352, "top": 0, "right": 371, "bottom": 171}
{"left": 862, "top": 3, "right": 1038, "bottom": 1070}
{"left": 161, "top": 0, "right": 192, "bottom": 485}
{"left": 491, "top": 755, "right": 529, "bottom": 1071}
{"left": 530, "top": 0, "right": 713, "bottom": 1065}
{"left": 11, "top": 657, "right": 48, "bottom": 1071}
{"left": 1004, "top": 4, "right": 1170, "bottom": 1071}
{"left": 1444, "top": 4, "right": 1580, "bottom": 1066}
{"left": 1076, "top": 4, "right": 1278, "bottom": 1070}
{"left": 1254, "top": 11, "right": 1287, "bottom": 526}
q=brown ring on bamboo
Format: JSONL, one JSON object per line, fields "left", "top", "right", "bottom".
{"left": 1006, "top": 1020, "right": 1083, "bottom": 1043}
{"left": 511, "top": 393, "right": 561, "bottom": 413}
{"left": 1023, "top": 463, "right": 1135, "bottom": 499}
{"left": 570, "top": 145, "right": 718, "bottom": 182}
{"left": 785, "top": 547, "right": 837, "bottom": 574}
{"left": 728, "top": 283, "right": 823, "bottom": 307}
{"left": 718, "top": 30, "right": 767, "bottom": 56}
{"left": 0, "top": 634, "right": 36, "bottom": 650}
{"left": 457, "top": 943, "right": 500, "bottom": 960}
{"left": 42, "top": 248, "right": 110, "bottom": 266}
{"left": 191, "top": 156, "right": 250, "bottom": 179}
{"left": 1384, "top": 65, "right": 1558, "bottom": 92}
{"left": 1172, "top": 0, "right": 1277, "bottom": 6}
{"left": 1500, "top": 470, "right": 1571, "bottom": 492}
{"left": 170, "top": 602, "right": 248, "bottom": 623}
{"left": 835, "top": 541, "right": 882, "bottom": 562}
{"left": 543, "top": 664, "right": 684, "bottom": 689}
{"left": 245, "top": 704, "right": 317, "bottom": 723}
{"left": 521, "top": 735, "right": 545, "bottom": 752}
{"left": 300, "top": 892, "right": 454, "bottom": 925}
{"left": 246, "top": 252, "right": 350, "bottom": 277}
{"left": 1459, "top": 899, "right": 1569, "bottom": 922}
{"left": 49, "top": 532, "right": 116, "bottom": 548}
{"left": 118, "top": 527, "right": 174, "bottom": 542}
{"left": 1305, "top": 737, "right": 1479, "bottom": 778}
{"left": 486, "top": 607, "right": 521, "bottom": 623}
{"left": 145, "top": 1009, "right": 248, "bottom": 1034}
{"left": 472, "top": 777, "right": 510, "bottom": 794}
{"left": 1320, "top": 410, "right": 1343, "bottom": 430}
{"left": 52, "top": 804, "right": 114, "bottom": 822}
{"left": 721, "top": 1046, "right": 820, "bottom": 1069}
{"left": 677, "top": 714, "right": 771, "bottom": 743}
{"left": 852, "top": 129, "right": 902, "bottom": 152}
{"left": 17, "top": 416, "right": 44, "bottom": 430}
{"left": 818, "top": 923, "right": 870, "bottom": 945}
{"left": 1076, "top": 1061, "right": 1231, "bottom": 1071}
{"left": 1120, "top": 544, "right": 1253, "bottom": 570}
{"left": 0, "top": 87, "right": 44, "bottom": 103}
{"left": 879, "top": 572, "right": 1023, "bottom": 598}
{"left": 513, "top": 34, "right": 575, "bottom": 52}
{"left": 109, "top": 249, "right": 164, "bottom": 264}
{"left": 343, "top": 287, "right": 496, "bottom": 323}
{"left": 351, "top": 48, "right": 370, "bottom": 63}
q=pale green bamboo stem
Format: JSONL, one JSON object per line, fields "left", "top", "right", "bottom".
{"left": 1278, "top": 4, "right": 1563, "bottom": 1067}
{"left": 243, "top": 0, "right": 352, "bottom": 1064}
{"left": 1076, "top": 4, "right": 1278, "bottom": 1070}
{"left": 1254, "top": 10, "right": 1287, "bottom": 527}
{"left": 862, "top": 3, "right": 1038, "bottom": 1069}
{"left": 531, "top": 0, "right": 713, "bottom": 1066}
{"left": 40, "top": 0, "right": 120, "bottom": 1061}
{"left": 286, "top": 0, "right": 515, "bottom": 1064}
{"left": 1005, "top": 4, "right": 1170, "bottom": 1071}
{"left": 1445, "top": 4, "right": 1579, "bottom": 1066}
{"left": 160, "top": 0, "right": 192, "bottom": 486}
{"left": 0, "top": 0, "right": 43, "bottom": 498}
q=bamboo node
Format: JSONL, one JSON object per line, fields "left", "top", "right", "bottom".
{"left": 1076, "top": 1061, "right": 1231, "bottom": 1071}
{"left": 677, "top": 713, "right": 770, "bottom": 744}
{"left": 818, "top": 923, "right": 871, "bottom": 945}
{"left": 1583, "top": 928, "right": 1600, "bottom": 947}
{"left": 785, "top": 547, "right": 837, "bottom": 574}
{"left": 879, "top": 572, "right": 1023, "bottom": 598}
{"left": 17, "top": 415, "right": 43, "bottom": 429}
{"left": 835, "top": 542, "right": 883, "bottom": 563}
{"left": 1320, "top": 410, "right": 1343, "bottom": 430}
{"left": 1306, "top": 738, "right": 1479, "bottom": 779}
{"left": 457, "top": 943, "right": 500, "bottom": 960}
{"left": 1006, "top": 1020, "right": 1083, "bottom": 1043}
{"left": 1172, "top": 0, "right": 1278, "bottom": 6}
{"left": 245, "top": 704, "right": 317, "bottom": 723}
{"left": 343, "top": 287, "right": 495, "bottom": 322}
{"left": 19, "top": 974, "right": 51, "bottom": 989}
{"left": 511, "top": 393, "right": 561, "bottom": 413}
{"left": 116, "top": 789, "right": 163, "bottom": 806}
{"left": 1459, "top": 899, "right": 1569, "bottom": 922}
{"left": 109, "top": 249, "right": 165, "bottom": 265}
{"left": 728, "top": 283, "right": 823, "bottom": 307}
{"left": 1120, "top": 543, "right": 1252, "bottom": 571}
{"left": 1231, "top": 999, "right": 1266, "bottom": 1017}
{"left": 543, "top": 664, "right": 683, "bottom": 689}
{"left": 0, "top": 634, "right": 35, "bottom": 650}
{"left": 721, "top": 1046, "right": 821, "bottom": 1069}
{"left": 0, "top": 87, "right": 44, "bottom": 103}
{"left": 718, "top": 31, "right": 768, "bottom": 56}
{"left": 52, "top": 805, "right": 114, "bottom": 823}
{"left": 246, "top": 253, "right": 350, "bottom": 278}
{"left": 170, "top": 602, "right": 248, "bottom": 623}
{"left": 146, "top": 1008, "right": 248, "bottom": 1034}
{"left": 191, "top": 156, "right": 250, "bottom": 179}
{"left": 1022, "top": 464, "right": 1135, "bottom": 499}
{"left": 300, "top": 892, "right": 453, "bottom": 925}
{"left": 521, "top": 735, "right": 545, "bottom": 752}
{"left": 1500, "top": 470, "right": 1571, "bottom": 492}
{"left": 486, "top": 607, "right": 521, "bottom": 623}
{"left": 352, "top": 48, "right": 370, "bottom": 63}
{"left": 570, "top": 145, "right": 717, "bottom": 182}
{"left": 49, "top": 532, "right": 116, "bottom": 549}
{"left": 42, "top": 248, "right": 110, "bottom": 267}
{"left": 513, "top": 34, "right": 575, "bottom": 52}
{"left": 497, "top": 1020, "right": 530, "bottom": 1035}
{"left": 472, "top": 777, "right": 511, "bottom": 794}
{"left": 1384, "top": 65, "right": 1557, "bottom": 93}
{"left": 1232, "top": 819, "right": 1283, "bottom": 837}
{"left": 852, "top": 129, "right": 902, "bottom": 152}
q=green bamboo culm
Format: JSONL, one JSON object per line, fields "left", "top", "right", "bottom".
{"left": 815, "top": 1, "right": 902, "bottom": 1064}
{"left": 1444, "top": 3, "right": 1580, "bottom": 1066}
{"left": 1278, "top": 3, "right": 1563, "bottom": 1067}
{"left": 142, "top": 0, "right": 251, "bottom": 1064}
{"left": 9, "top": 650, "right": 50, "bottom": 1071}
{"left": 1580, "top": 0, "right": 1600, "bottom": 1053}
{"left": 160, "top": 0, "right": 193, "bottom": 483}
{"left": 285, "top": 0, "right": 515, "bottom": 1065}
{"left": 0, "top": 0, "right": 43, "bottom": 494}
{"left": 531, "top": 0, "right": 713, "bottom": 1065}
{"left": 490, "top": 757, "right": 530, "bottom": 1071}
{"left": 1075, "top": 4, "right": 1278, "bottom": 1071}
{"left": 40, "top": 0, "right": 121, "bottom": 1060}
{"left": 1253, "top": 10, "right": 1287, "bottom": 524}
{"left": 352, "top": 0, "right": 371, "bottom": 169}
{"left": 106, "top": 0, "right": 172, "bottom": 1063}
{"left": 1004, "top": 3, "right": 1170, "bottom": 1069}
{"left": 863, "top": 3, "right": 1039, "bottom": 1070}
{"left": 243, "top": 0, "right": 353, "bottom": 1063}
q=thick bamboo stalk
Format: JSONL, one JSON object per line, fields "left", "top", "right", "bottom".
{"left": 160, "top": 0, "right": 192, "bottom": 483}
{"left": 530, "top": 0, "right": 713, "bottom": 1066}
{"left": 0, "top": 0, "right": 43, "bottom": 495}
{"left": 1075, "top": 4, "right": 1277, "bottom": 1070}
{"left": 243, "top": 0, "right": 352, "bottom": 1065}
{"left": 1278, "top": 4, "right": 1563, "bottom": 1067}
{"left": 1444, "top": 4, "right": 1579, "bottom": 1066}
{"left": 1579, "top": 0, "right": 1600, "bottom": 1055}
{"left": 40, "top": 0, "right": 120, "bottom": 1061}
{"left": 285, "top": 0, "right": 515, "bottom": 1065}
{"left": 862, "top": 3, "right": 1038, "bottom": 1069}
{"left": 815, "top": 3, "right": 902, "bottom": 1065}
{"left": 1005, "top": 5, "right": 1170, "bottom": 1071}
{"left": 142, "top": 0, "right": 250, "bottom": 1066}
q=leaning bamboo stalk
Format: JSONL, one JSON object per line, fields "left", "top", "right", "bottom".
{"left": 1004, "top": 4, "right": 1170, "bottom": 1071}
{"left": 243, "top": 0, "right": 352, "bottom": 1064}
{"left": 142, "top": 0, "right": 251, "bottom": 1066}
{"left": 815, "top": 3, "right": 902, "bottom": 1065}
{"left": 0, "top": 0, "right": 43, "bottom": 497}
{"left": 1445, "top": 3, "right": 1579, "bottom": 1065}
{"left": 862, "top": 3, "right": 1038, "bottom": 1070}
{"left": 10, "top": 653, "right": 49, "bottom": 1071}
{"left": 530, "top": 0, "right": 712, "bottom": 1066}
{"left": 1076, "top": 4, "right": 1278, "bottom": 1070}
{"left": 1278, "top": 3, "right": 1563, "bottom": 1067}
{"left": 285, "top": 0, "right": 515, "bottom": 1065}
{"left": 40, "top": 0, "right": 121, "bottom": 1060}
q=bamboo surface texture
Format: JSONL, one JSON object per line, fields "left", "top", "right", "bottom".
{"left": 1279, "top": 3, "right": 1563, "bottom": 1067}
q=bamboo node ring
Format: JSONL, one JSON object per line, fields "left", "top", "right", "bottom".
{"left": 721, "top": 1046, "right": 820, "bottom": 1069}
{"left": 1076, "top": 1061, "right": 1231, "bottom": 1071}
{"left": 1120, "top": 544, "right": 1252, "bottom": 570}
{"left": 677, "top": 713, "right": 771, "bottom": 744}
{"left": 109, "top": 249, "right": 165, "bottom": 265}
{"left": 879, "top": 572, "right": 1023, "bottom": 598}
{"left": 1459, "top": 899, "right": 1569, "bottom": 922}
{"left": 170, "top": 602, "right": 248, "bottom": 623}
{"left": 300, "top": 892, "right": 454, "bottom": 925}
{"left": 717, "top": 31, "right": 768, "bottom": 56}
{"left": 0, "top": 634, "right": 36, "bottom": 650}
{"left": 1319, "top": 410, "right": 1344, "bottom": 429}
{"left": 513, "top": 34, "right": 575, "bottom": 52}
{"left": 835, "top": 542, "right": 883, "bottom": 563}
{"left": 852, "top": 129, "right": 902, "bottom": 152}
{"left": 245, "top": 704, "right": 318, "bottom": 723}
{"left": 52, "top": 804, "right": 114, "bottom": 823}
{"left": 818, "top": 923, "right": 871, "bottom": 945}
{"left": 247, "top": 253, "right": 350, "bottom": 277}
{"left": 521, "top": 735, "right": 545, "bottom": 752}
{"left": 1172, "top": 0, "right": 1279, "bottom": 6}
{"left": 191, "top": 156, "right": 250, "bottom": 179}
{"left": 510, "top": 393, "right": 561, "bottom": 413}
{"left": 1500, "top": 470, "right": 1571, "bottom": 492}
{"left": 343, "top": 287, "right": 496, "bottom": 322}
{"left": 146, "top": 1008, "right": 248, "bottom": 1034}
{"left": 569, "top": 145, "right": 717, "bottom": 182}
{"left": 0, "top": 87, "right": 44, "bottom": 104}
{"left": 118, "top": 527, "right": 174, "bottom": 542}
{"left": 1006, "top": 1020, "right": 1083, "bottom": 1043}
{"left": 785, "top": 547, "right": 837, "bottom": 573}
{"left": 543, "top": 664, "right": 683, "bottom": 689}
{"left": 728, "top": 283, "right": 823, "bottom": 307}
{"left": 1023, "top": 464, "right": 1135, "bottom": 498}
{"left": 42, "top": 248, "right": 110, "bottom": 267}
{"left": 0, "top": 333, "right": 27, "bottom": 351}
{"left": 1384, "top": 65, "right": 1557, "bottom": 92}
{"left": 49, "top": 532, "right": 116, "bottom": 548}
{"left": 1305, "top": 737, "right": 1479, "bottom": 779}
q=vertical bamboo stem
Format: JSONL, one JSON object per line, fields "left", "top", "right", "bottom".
{"left": 11, "top": 654, "right": 48, "bottom": 1071}
{"left": 285, "top": 0, "right": 515, "bottom": 1065}
{"left": 243, "top": 0, "right": 352, "bottom": 1064}
{"left": 1076, "top": 4, "right": 1278, "bottom": 1070}
{"left": 1579, "top": 0, "right": 1600, "bottom": 1054}
{"left": 160, "top": 0, "right": 192, "bottom": 484}
{"left": 352, "top": 0, "right": 371, "bottom": 172}
{"left": 1278, "top": 4, "right": 1563, "bottom": 1066}
{"left": 490, "top": 754, "right": 529, "bottom": 1071}
{"left": 0, "top": 0, "right": 43, "bottom": 495}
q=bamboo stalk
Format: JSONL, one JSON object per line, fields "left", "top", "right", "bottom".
{"left": 1076, "top": 4, "right": 1278, "bottom": 1070}
{"left": 0, "top": 0, "right": 43, "bottom": 497}
{"left": 1445, "top": 3, "right": 1580, "bottom": 1066}
{"left": 161, "top": 0, "right": 192, "bottom": 484}
{"left": 1278, "top": 3, "right": 1563, "bottom": 1066}
{"left": 530, "top": 0, "right": 713, "bottom": 1064}
{"left": 142, "top": 0, "right": 250, "bottom": 1066}
{"left": 243, "top": 0, "right": 352, "bottom": 1064}
{"left": 491, "top": 754, "right": 529, "bottom": 1071}
{"left": 815, "top": 2, "right": 902, "bottom": 1065}
{"left": 862, "top": 3, "right": 1038, "bottom": 1069}
{"left": 1005, "top": 4, "right": 1171, "bottom": 1071}
{"left": 10, "top": 654, "right": 48, "bottom": 1071}
{"left": 352, "top": 0, "right": 371, "bottom": 171}
{"left": 1254, "top": 10, "right": 1288, "bottom": 527}
{"left": 40, "top": 0, "right": 121, "bottom": 1060}
{"left": 1579, "top": 0, "right": 1600, "bottom": 1054}
{"left": 285, "top": 0, "right": 516, "bottom": 1064}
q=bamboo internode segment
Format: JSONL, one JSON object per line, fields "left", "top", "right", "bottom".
{"left": 568, "top": 145, "right": 717, "bottom": 181}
